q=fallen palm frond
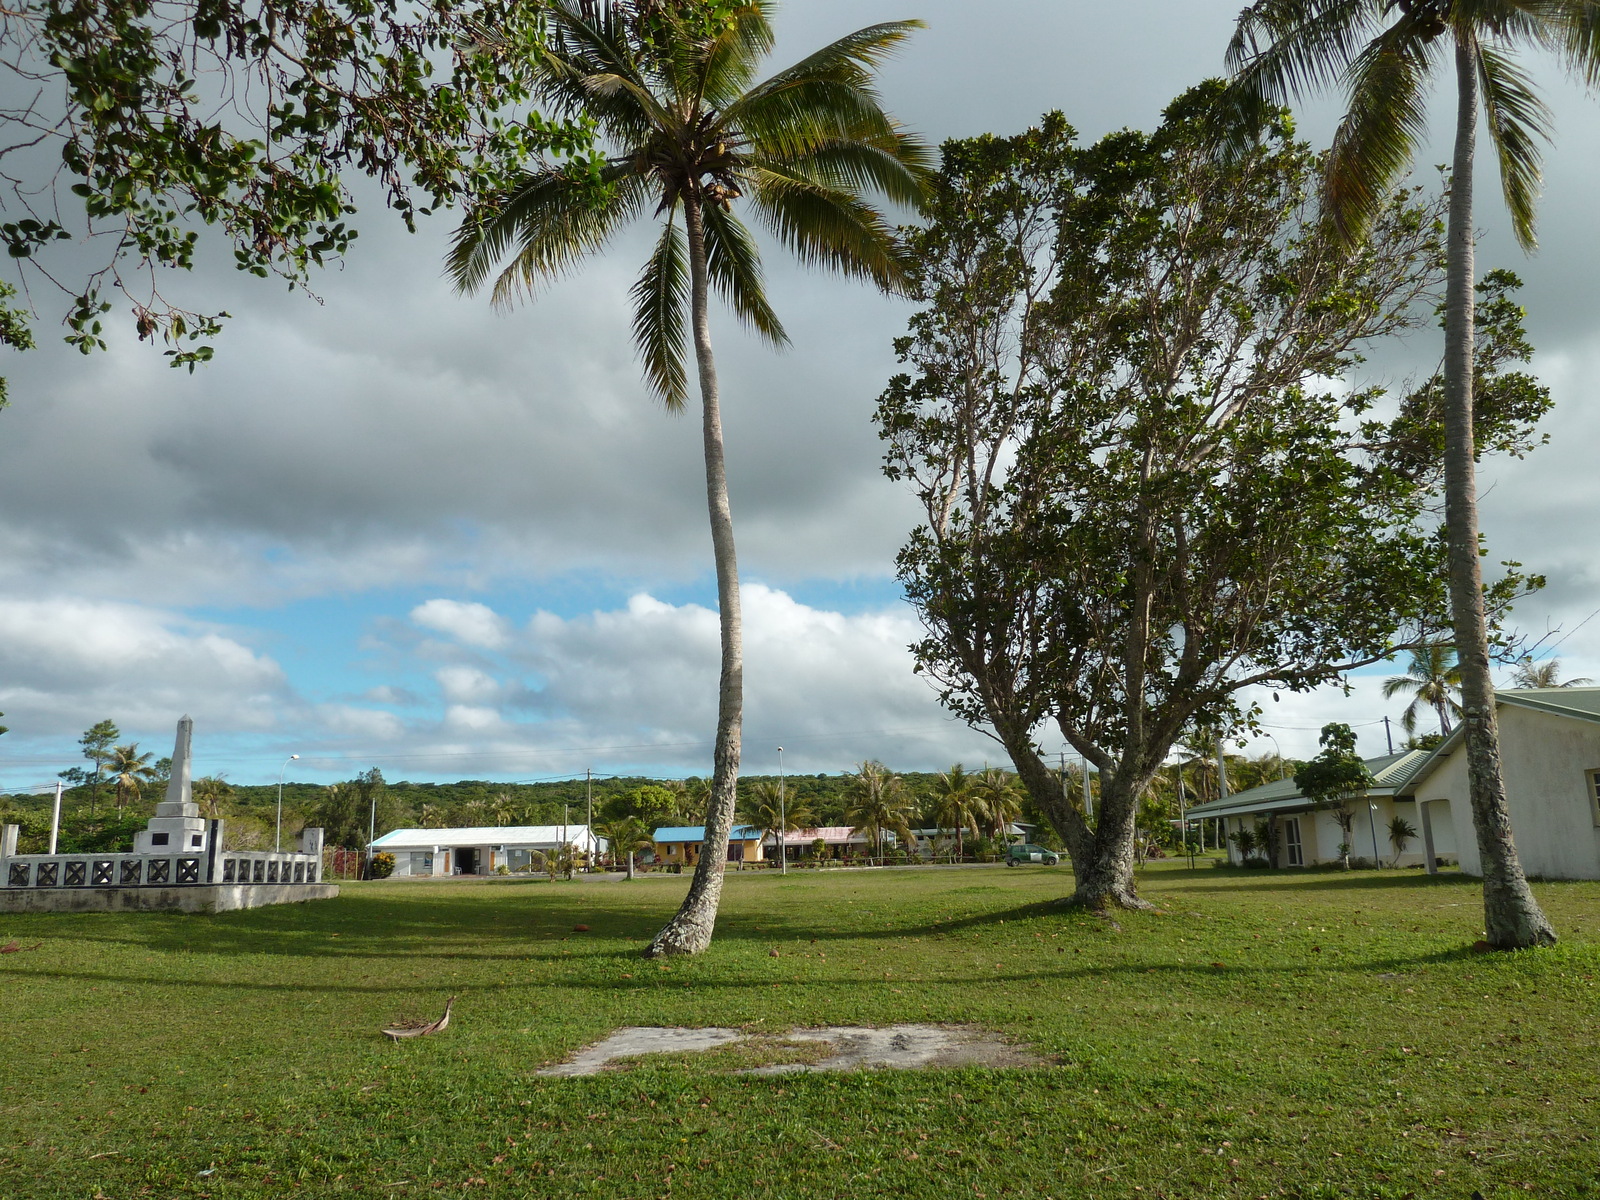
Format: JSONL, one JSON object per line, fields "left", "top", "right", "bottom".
{"left": 381, "top": 996, "right": 455, "bottom": 1042}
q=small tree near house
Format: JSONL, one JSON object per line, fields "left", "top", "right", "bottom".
{"left": 1294, "top": 724, "right": 1374, "bottom": 871}
{"left": 1388, "top": 815, "right": 1420, "bottom": 868}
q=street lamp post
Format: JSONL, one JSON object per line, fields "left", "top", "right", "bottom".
{"left": 777, "top": 747, "right": 787, "bottom": 876}
{"left": 276, "top": 754, "right": 299, "bottom": 852}
{"left": 1263, "top": 733, "right": 1289, "bottom": 780}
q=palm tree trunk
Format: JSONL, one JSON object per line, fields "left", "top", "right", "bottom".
{"left": 645, "top": 193, "right": 744, "bottom": 957}
{"left": 1445, "top": 35, "right": 1554, "bottom": 950}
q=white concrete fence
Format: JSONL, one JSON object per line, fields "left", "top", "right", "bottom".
{"left": 1, "top": 821, "right": 324, "bottom": 892}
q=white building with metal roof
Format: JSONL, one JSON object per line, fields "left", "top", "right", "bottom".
{"left": 1184, "top": 687, "right": 1600, "bottom": 879}
{"left": 369, "top": 825, "right": 605, "bottom": 877}
{"left": 1183, "top": 748, "right": 1444, "bottom": 870}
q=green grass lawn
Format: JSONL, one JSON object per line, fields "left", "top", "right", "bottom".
{"left": 4, "top": 863, "right": 1599, "bottom": 1199}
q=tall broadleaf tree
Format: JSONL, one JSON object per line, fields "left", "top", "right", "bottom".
{"left": 448, "top": 0, "right": 930, "bottom": 955}
{"left": 1223, "top": 0, "right": 1600, "bottom": 948}
{"left": 878, "top": 93, "right": 1547, "bottom": 912}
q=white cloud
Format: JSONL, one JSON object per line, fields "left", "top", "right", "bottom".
{"left": 411, "top": 600, "right": 509, "bottom": 649}
{"left": 434, "top": 665, "right": 501, "bottom": 704}
{"left": 258, "top": 586, "right": 997, "bottom": 778}
{"left": 0, "top": 596, "right": 289, "bottom": 747}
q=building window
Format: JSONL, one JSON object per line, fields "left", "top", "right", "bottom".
{"left": 1283, "top": 817, "right": 1304, "bottom": 867}
{"left": 1588, "top": 770, "right": 1600, "bottom": 827}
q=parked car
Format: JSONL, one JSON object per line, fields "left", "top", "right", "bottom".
{"left": 1005, "top": 843, "right": 1060, "bottom": 866}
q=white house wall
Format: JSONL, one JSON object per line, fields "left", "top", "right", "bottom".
{"left": 1427, "top": 704, "right": 1600, "bottom": 880}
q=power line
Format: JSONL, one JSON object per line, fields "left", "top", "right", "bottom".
{"left": 1545, "top": 604, "right": 1600, "bottom": 653}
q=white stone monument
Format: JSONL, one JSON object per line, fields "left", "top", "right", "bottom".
{"left": 132, "top": 715, "right": 209, "bottom": 856}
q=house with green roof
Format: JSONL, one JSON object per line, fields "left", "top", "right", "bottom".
{"left": 1183, "top": 748, "right": 1445, "bottom": 870}
{"left": 1184, "top": 687, "right": 1600, "bottom": 879}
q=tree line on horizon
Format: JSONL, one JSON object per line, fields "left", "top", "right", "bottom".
{"left": 4, "top": 715, "right": 1312, "bottom": 857}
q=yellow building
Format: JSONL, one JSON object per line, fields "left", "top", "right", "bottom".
{"left": 652, "top": 825, "right": 765, "bottom": 866}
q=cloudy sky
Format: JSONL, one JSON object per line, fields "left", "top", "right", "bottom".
{"left": 3, "top": 0, "right": 1599, "bottom": 790}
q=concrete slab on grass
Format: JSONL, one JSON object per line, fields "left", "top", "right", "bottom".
{"left": 537, "top": 1024, "right": 1040, "bottom": 1076}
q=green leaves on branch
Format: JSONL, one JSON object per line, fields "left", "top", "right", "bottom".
{"left": 0, "top": 0, "right": 601, "bottom": 371}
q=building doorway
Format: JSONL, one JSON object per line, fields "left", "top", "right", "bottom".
{"left": 1283, "top": 817, "right": 1304, "bottom": 867}
{"left": 457, "top": 847, "right": 480, "bottom": 875}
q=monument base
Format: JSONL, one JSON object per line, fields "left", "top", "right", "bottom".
{"left": 0, "top": 883, "right": 340, "bottom": 914}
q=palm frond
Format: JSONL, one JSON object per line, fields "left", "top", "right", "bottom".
{"left": 700, "top": 2, "right": 778, "bottom": 108}
{"left": 732, "top": 77, "right": 908, "bottom": 160}
{"left": 700, "top": 202, "right": 787, "bottom": 347}
{"left": 1475, "top": 37, "right": 1552, "bottom": 250}
{"left": 1322, "top": 11, "right": 1442, "bottom": 245}
{"left": 759, "top": 137, "right": 932, "bottom": 213}
{"left": 747, "top": 162, "right": 912, "bottom": 293}
{"left": 535, "top": 3, "right": 678, "bottom": 135}
{"left": 1225, "top": 0, "right": 1384, "bottom": 111}
{"left": 447, "top": 165, "right": 646, "bottom": 304}
{"left": 630, "top": 214, "right": 691, "bottom": 410}
{"left": 726, "top": 21, "right": 924, "bottom": 126}
{"left": 1546, "top": 0, "right": 1600, "bottom": 87}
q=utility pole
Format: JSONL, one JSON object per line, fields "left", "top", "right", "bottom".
{"left": 585, "top": 768, "right": 593, "bottom": 872}
{"left": 562, "top": 802, "right": 569, "bottom": 877}
{"left": 1176, "top": 765, "right": 1190, "bottom": 868}
{"left": 777, "top": 747, "right": 788, "bottom": 876}
{"left": 48, "top": 781, "right": 63, "bottom": 855}
{"left": 1082, "top": 756, "right": 1093, "bottom": 822}
{"left": 1383, "top": 716, "right": 1394, "bottom": 755}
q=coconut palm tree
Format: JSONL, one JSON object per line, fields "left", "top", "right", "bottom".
{"left": 736, "top": 780, "right": 812, "bottom": 865}
{"left": 490, "top": 791, "right": 519, "bottom": 825}
{"left": 106, "top": 743, "right": 157, "bottom": 820}
{"left": 1383, "top": 642, "right": 1464, "bottom": 736}
{"left": 928, "top": 763, "right": 983, "bottom": 859}
{"left": 974, "top": 767, "right": 1023, "bottom": 842}
{"left": 1224, "top": 0, "right": 1599, "bottom": 948}
{"left": 595, "top": 815, "right": 655, "bottom": 876}
{"left": 449, "top": 2, "right": 928, "bottom": 955}
{"left": 844, "top": 761, "right": 917, "bottom": 861}
{"left": 1510, "top": 656, "right": 1593, "bottom": 689}
{"left": 192, "top": 775, "right": 233, "bottom": 819}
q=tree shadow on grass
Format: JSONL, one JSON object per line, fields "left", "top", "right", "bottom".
{"left": 6, "top": 885, "right": 688, "bottom": 961}
{"left": 1158, "top": 868, "right": 1472, "bottom": 895}
{"left": 1, "top": 869, "right": 1501, "bottom": 969}
{"left": 7, "top": 940, "right": 1489, "bottom": 999}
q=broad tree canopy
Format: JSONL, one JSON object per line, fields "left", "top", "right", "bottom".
{"left": 876, "top": 84, "right": 1549, "bottom": 908}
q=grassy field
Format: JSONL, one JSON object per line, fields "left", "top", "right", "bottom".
{"left": 3, "top": 862, "right": 1599, "bottom": 1199}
